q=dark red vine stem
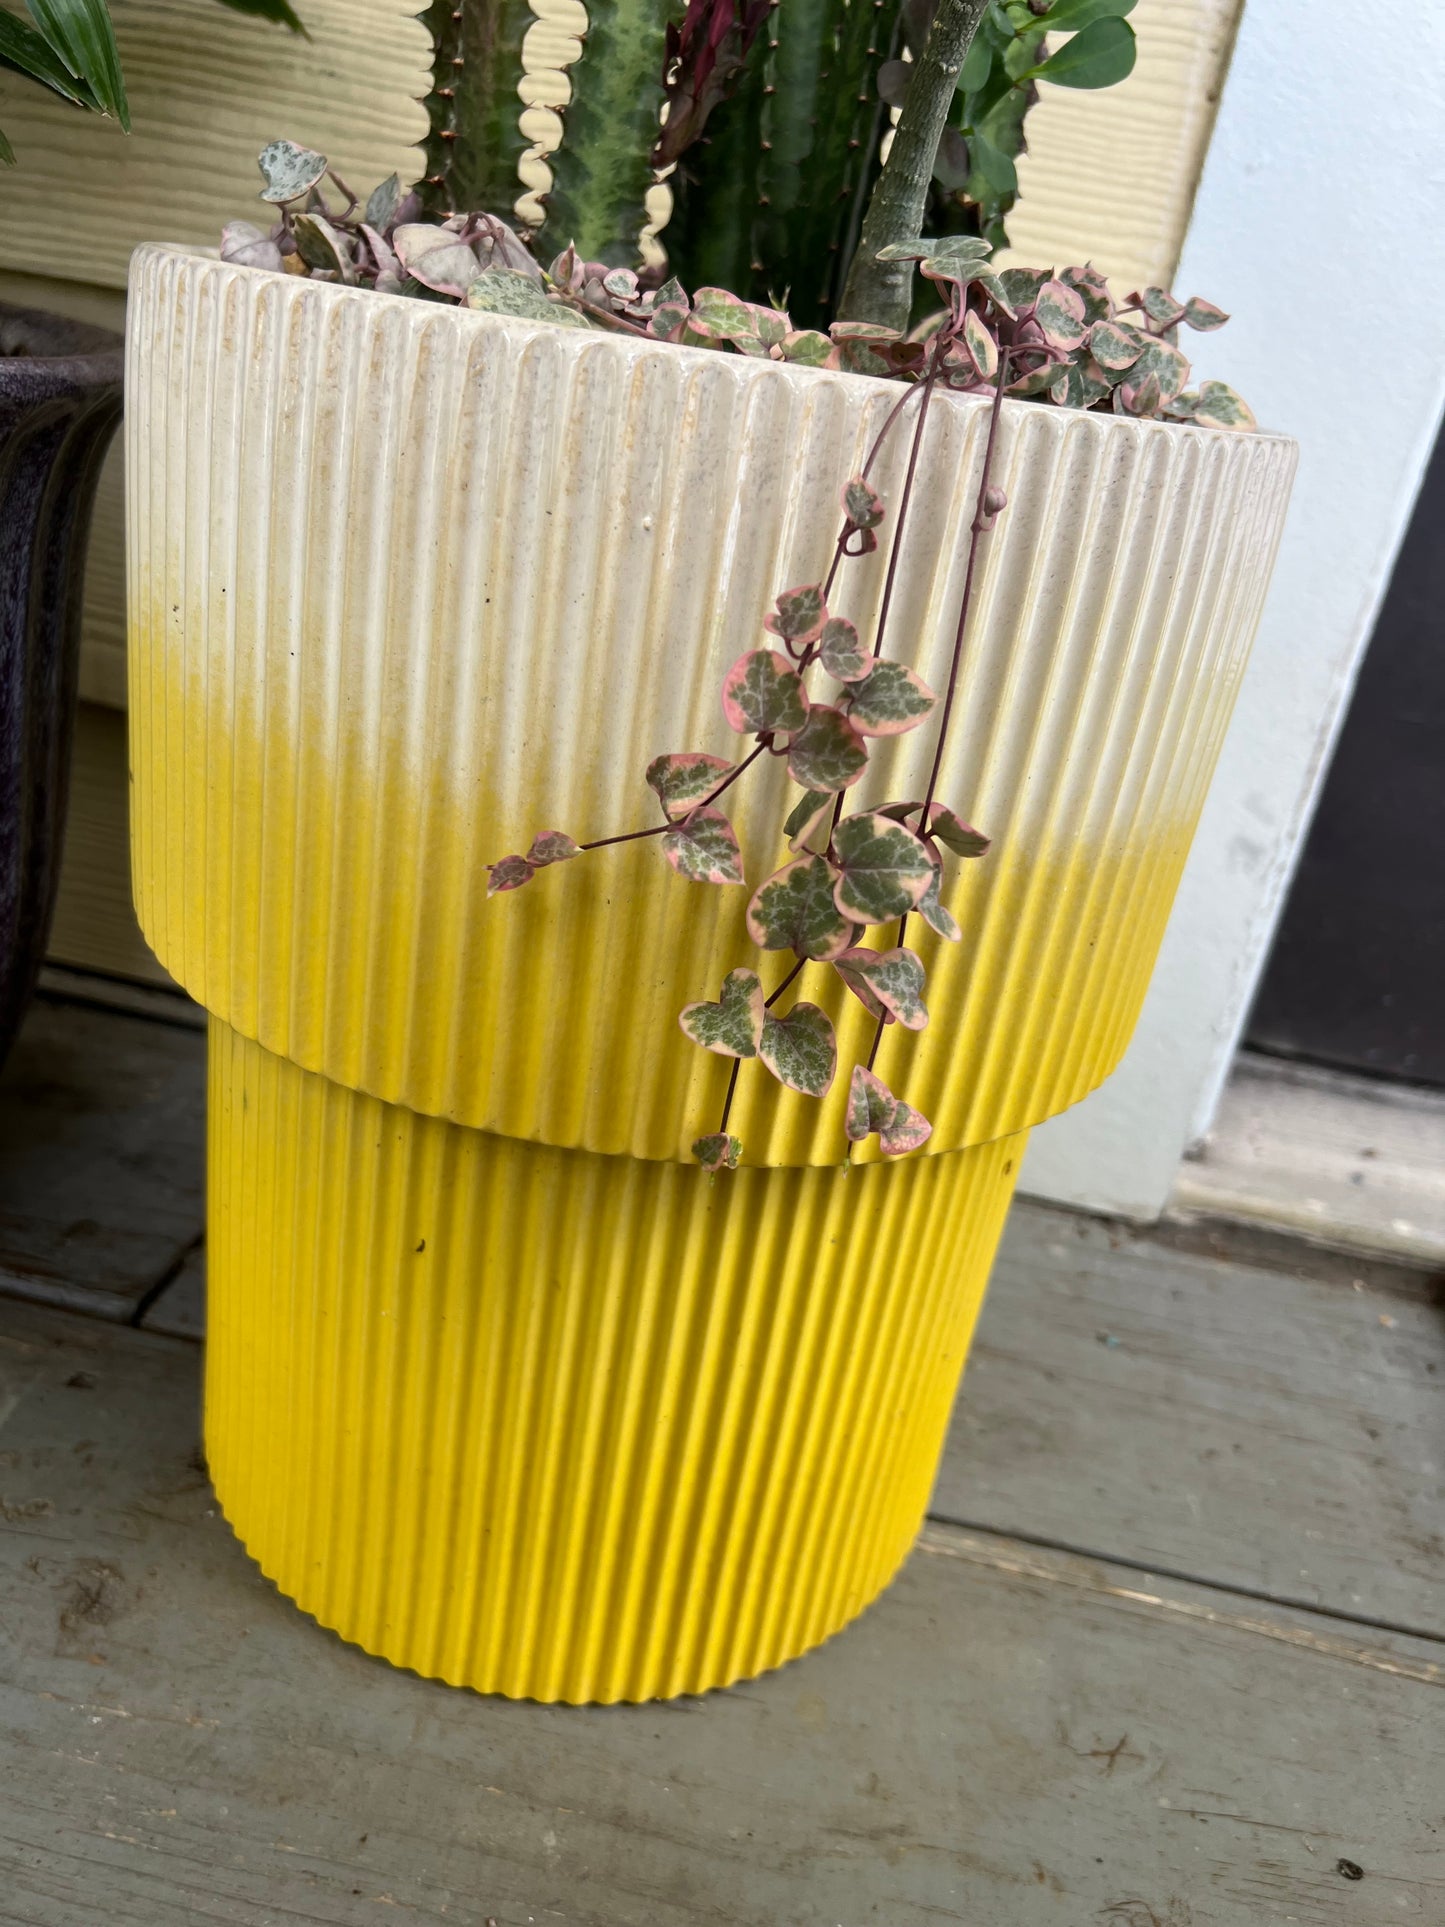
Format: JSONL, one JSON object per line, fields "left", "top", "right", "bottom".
{"left": 580, "top": 740, "right": 769, "bottom": 852}
{"left": 921, "top": 344, "right": 1012, "bottom": 819}
{"left": 718, "top": 1058, "right": 741, "bottom": 1134}
{"left": 765, "top": 956, "right": 806, "bottom": 1008}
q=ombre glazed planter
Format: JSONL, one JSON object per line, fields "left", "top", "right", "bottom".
{"left": 126, "top": 243, "right": 1295, "bottom": 1702}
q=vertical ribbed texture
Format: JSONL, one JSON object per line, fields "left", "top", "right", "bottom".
{"left": 128, "top": 248, "right": 1297, "bottom": 1165}
{"left": 207, "top": 1021, "right": 1023, "bottom": 1703}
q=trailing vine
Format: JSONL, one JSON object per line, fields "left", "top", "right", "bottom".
{"left": 221, "top": 143, "right": 1254, "bottom": 1170}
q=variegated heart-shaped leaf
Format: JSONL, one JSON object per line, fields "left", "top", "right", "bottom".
{"left": 257, "top": 139, "right": 327, "bottom": 205}
{"left": 364, "top": 172, "right": 404, "bottom": 232}
{"left": 783, "top": 789, "right": 834, "bottom": 852}
{"left": 662, "top": 807, "right": 745, "bottom": 885}
{"left": 819, "top": 617, "right": 870, "bottom": 683}
{"left": 1051, "top": 358, "right": 1113, "bottom": 411}
{"left": 846, "top": 660, "right": 937, "bottom": 737}
{"left": 1182, "top": 295, "right": 1228, "bottom": 332}
{"left": 922, "top": 804, "right": 990, "bottom": 858}
{"left": 834, "top": 947, "right": 929, "bottom": 1030}
{"left": 693, "top": 1132, "right": 742, "bottom": 1172}
{"left": 1034, "top": 280, "right": 1088, "bottom": 349}
{"left": 646, "top": 752, "right": 735, "bottom": 822}
{"left": 1089, "top": 319, "right": 1145, "bottom": 371}
{"left": 759, "top": 1002, "right": 836, "bottom": 1098}
{"left": 721, "top": 649, "right": 810, "bottom": 737}
{"left": 393, "top": 224, "right": 480, "bottom": 297}
{"left": 679, "top": 968, "right": 765, "bottom": 1058}
{"left": 1115, "top": 369, "right": 1163, "bottom": 417}
{"left": 526, "top": 830, "right": 581, "bottom": 867}
{"left": 467, "top": 268, "right": 591, "bottom": 328}
{"left": 1191, "top": 380, "right": 1256, "bottom": 430}
{"left": 842, "top": 477, "right": 885, "bottom": 529}
{"left": 487, "top": 853, "right": 534, "bottom": 896}
{"left": 963, "top": 310, "right": 998, "bottom": 381}
{"left": 1130, "top": 336, "right": 1190, "bottom": 402}
{"left": 220, "top": 221, "right": 283, "bottom": 273}
{"left": 764, "top": 584, "right": 827, "bottom": 646}
{"left": 916, "top": 852, "right": 961, "bottom": 941}
{"left": 831, "top": 813, "right": 934, "bottom": 923}
{"left": 999, "top": 267, "right": 1050, "bottom": 311}
{"left": 844, "top": 1066, "right": 933, "bottom": 1153}
{"left": 1057, "top": 264, "right": 1112, "bottom": 327}
{"left": 293, "top": 212, "right": 349, "bottom": 275}
{"left": 1138, "top": 285, "right": 1187, "bottom": 329}
{"left": 878, "top": 1093, "right": 932, "bottom": 1154}
{"left": 780, "top": 329, "right": 832, "bottom": 366}
{"left": 787, "top": 706, "right": 869, "bottom": 792}
{"left": 746, "top": 854, "right": 854, "bottom": 959}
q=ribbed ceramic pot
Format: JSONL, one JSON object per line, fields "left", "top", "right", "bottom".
{"left": 0, "top": 303, "right": 124, "bottom": 1068}
{"left": 127, "top": 245, "right": 1295, "bottom": 1700}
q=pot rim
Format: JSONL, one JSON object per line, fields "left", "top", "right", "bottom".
{"left": 133, "top": 241, "right": 1292, "bottom": 450}
{"left": 0, "top": 299, "right": 123, "bottom": 388}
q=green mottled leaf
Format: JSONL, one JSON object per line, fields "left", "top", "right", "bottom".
{"left": 831, "top": 813, "right": 934, "bottom": 923}
{"left": 1057, "top": 263, "right": 1112, "bottom": 325}
{"left": 257, "top": 138, "right": 327, "bottom": 205}
{"left": 999, "top": 267, "right": 1049, "bottom": 309}
{"left": 662, "top": 806, "right": 745, "bottom": 885}
{"left": 879, "top": 1093, "right": 932, "bottom": 1154}
{"left": 844, "top": 1065, "right": 932, "bottom": 1152}
{"left": 487, "top": 853, "right": 534, "bottom": 896}
{"left": 917, "top": 851, "right": 961, "bottom": 941}
{"left": 1029, "top": 14, "right": 1136, "bottom": 87}
{"left": 1051, "top": 356, "right": 1112, "bottom": 410}
{"left": 293, "top": 212, "right": 349, "bottom": 274}
{"left": 787, "top": 706, "right": 869, "bottom": 793}
{"left": 759, "top": 1002, "right": 836, "bottom": 1097}
{"left": 1182, "top": 295, "right": 1229, "bottom": 332}
{"left": 834, "top": 946, "right": 929, "bottom": 1029}
{"left": 843, "top": 477, "right": 885, "bottom": 530}
{"left": 1130, "top": 335, "right": 1190, "bottom": 401}
{"left": 527, "top": 830, "right": 581, "bottom": 867}
{"left": 1089, "top": 319, "right": 1145, "bottom": 370}
{"left": 764, "top": 584, "right": 827, "bottom": 645}
{"left": 364, "top": 173, "right": 403, "bottom": 231}
{"left": 819, "top": 617, "right": 870, "bottom": 683}
{"left": 721, "top": 649, "right": 810, "bottom": 737}
{"left": 846, "top": 660, "right": 937, "bottom": 737}
{"left": 876, "top": 235, "right": 992, "bottom": 264}
{"left": 467, "top": 268, "right": 592, "bottom": 327}
{"left": 679, "top": 967, "right": 765, "bottom": 1058}
{"left": 1191, "top": 381, "right": 1256, "bottom": 430}
{"left": 1139, "top": 285, "right": 1187, "bottom": 328}
{"left": 1035, "top": 279, "right": 1088, "bottom": 348}
{"left": 780, "top": 329, "right": 832, "bottom": 366}
{"left": 646, "top": 752, "right": 735, "bottom": 822}
{"left": 1115, "top": 368, "right": 1162, "bottom": 417}
{"left": 746, "top": 854, "right": 853, "bottom": 960}
{"left": 693, "top": 1132, "right": 742, "bottom": 1172}
{"left": 783, "top": 789, "right": 833, "bottom": 852}
{"left": 924, "top": 804, "right": 990, "bottom": 857}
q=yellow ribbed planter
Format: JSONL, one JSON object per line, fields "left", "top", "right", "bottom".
{"left": 207, "top": 1022, "right": 1022, "bottom": 1703}
{"left": 126, "top": 248, "right": 1295, "bottom": 1700}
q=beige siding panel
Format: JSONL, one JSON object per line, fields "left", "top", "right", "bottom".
{"left": 1000, "top": 0, "right": 1244, "bottom": 293}
{"left": 0, "top": 0, "right": 430, "bottom": 292}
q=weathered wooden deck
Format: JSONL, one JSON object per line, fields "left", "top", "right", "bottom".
{"left": 1, "top": 981, "right": 1441, "bottom": 1925}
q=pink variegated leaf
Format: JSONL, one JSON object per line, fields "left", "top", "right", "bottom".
{"left": 787, "top": 705, "right": 869, "bottom": 792}
{"left": 916, "top": 850, "right": 961, "bottom": 942}
{"left": 487, "top": 853, "right": 535, "bottom": 896}
{"left": 1088, "top": 319, "right": 1145, "bottom": 371}
{"left": 819, "top": 616, "right": 870, "bottom": 683}
{"left": 1034, "top": 280, "right": 1088, "bottom": 350}
{"left": 1190, "top": 380, "right": 1256, "bottom": 430}
{"left": 746, "top": 853, "right": 853, "bottom": 959}
{"left": 721, "top": 649, "right": 810, "bottom": 737}
{"left": 845, "top": 660, "right": 937, "bottom": 737}
{"left": 963, "top": 309, "right": 998, "bottom": 381}
{"left": 764, "top": 584, "right": 827, "bottom": 646}
{"left": 646, "top": 751, "right": 735, "bottom": 822}
{"left": 1115, "top": 369, "right": 1163, "bottom": 418}
{"left": 693, "top": 1132, "right": 742, "bottom": 1172}
{"left": 842, "top": 477, "right": 885, "bottom": 530}
{"left": 846, "top": 1064, "right": 896, "bottom": 1142}
{"left": 679, "top": 968, "right": 765, "bottom": 1058}
{"left": 783, "top": 788, "right": 834, "bottom": 853}
{"left": 1138, "top": 285, "right": 1187, "bottom": 329}
{"left": 526, "top": 830, "right": 581, "bottom": 867}
{"left": 833, "top": 947, "right": 929, "bottom": 1031}
{"left": 758, "top": 1002, "right": 836, "bottom": 1098}
{"left": 830, "top": 813, "right": 934, "bottom": 924}
{"left": 880, "top": 801, "right": 990, "bottom": 859}
{"left": 662, "top": 806, "right": 745, "bottom": 885}
{"left": 1182, "top": 295, "right": 1229, "bottom": 332}
{"left": 879, "top": 1094, "right": 932, "bottom": 1155}
{"left": 1057, "top": 264, "right": 1112, "bottom": 327}
{"left": 1051, "top": 358, "right": 1113, "bottom": 411}
{"left": 1131, "top": 337, "right": 1190, "bottom": 403}
{"left": 392, "top": 224, "right": 479, "bottom": 297}
{"left": 779, "top": 329, "right": 832, "bottom": 366}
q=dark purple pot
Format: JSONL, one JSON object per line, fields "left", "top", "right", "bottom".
{"left": 0, "top": 303, "right": 124, "bottom": 1068}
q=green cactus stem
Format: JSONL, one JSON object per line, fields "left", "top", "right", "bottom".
{"left": 417, "top": 0, "right": 534, "bottom": 219}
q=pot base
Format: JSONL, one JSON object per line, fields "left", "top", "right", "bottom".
{"left": 206, "top": 1021, "right": 1023, "bottom": 1702}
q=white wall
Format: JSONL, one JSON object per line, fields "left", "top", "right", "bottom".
{"left": 1019, "top": 0, "right": 1445, "bottom": 1219}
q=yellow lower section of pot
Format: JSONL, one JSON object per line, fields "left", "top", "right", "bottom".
{"left": 206, "top": 1020, "right": 1025, "bottom": 1704}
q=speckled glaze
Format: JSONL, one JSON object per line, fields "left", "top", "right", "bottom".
{"left": 0, "top": 303, "right": 123, "bottom": 1066}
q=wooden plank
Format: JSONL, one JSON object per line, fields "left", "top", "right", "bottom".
{"left": 49, "top": 705, "right": 176, "bottom": 989}
{"left": 0, "top": 1000, "right": 204, "bottom": 1319}
{"left": 1171, "top": 1052, "right": 1445, "bottom": 1266}
{"left": 0, "top": 1296, "right": 1440, "bottom": 1926}
{"left": 941, "top": 1202, "right": 1445, "bottom": 1639}
{"left": 0, "top": 0, "right": 429, "bottom": 293}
